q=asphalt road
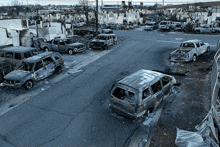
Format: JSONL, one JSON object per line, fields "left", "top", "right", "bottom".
{"left": 0, "top": 29, "right": 219, "bottom": 147}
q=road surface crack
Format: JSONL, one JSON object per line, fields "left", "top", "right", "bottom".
{"left": 35, "top": 96, "right": 96, "bottom": 147}
{"left": 122, "top": 126, "right": 140, "bottom": 147}
{"left": 27, "top": 104, "right": 74, "bottom": 117}
{"left": 0, "top": 134, "right": 17, "bottom": 147}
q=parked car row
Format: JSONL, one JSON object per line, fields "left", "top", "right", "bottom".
{"left": 0, "top": 32, "right": 118, "bottom": 89}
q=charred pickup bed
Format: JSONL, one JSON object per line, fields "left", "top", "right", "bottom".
{"left": 1, "top": 52, "right": 64, "bottom": 90}
{"left": 170, "top": 40, "right": 210, "bottom": 62}
{"left": 109, "top": 69, "right": 176, "bottom": 118}
{"left": 40, "top": 38, "right": 86, "bottom": 55}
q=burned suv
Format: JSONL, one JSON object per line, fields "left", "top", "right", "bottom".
{"left": 0, "top": 46, "right": 39, "bottom": 82}
{"left": 109, "top": 70, "right": 176, "bottom": 118}
{"left": 1, "top": 52, "right": 64, "bottom": 89}
{"left": 90, "top": 34, "right": 117, "bottom": 50}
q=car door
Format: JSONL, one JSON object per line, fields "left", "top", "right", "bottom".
{"left": 34, "top": 60, "right": 47, "bottom": 80}
{"left": 204, "top": 26, "right": 209, "bottom": 33}
{"left": 161, "top": 76, "right": 172, "bottom": 97}
{"left": 52, "top": 40, "right": 59, "bottom": 51}
{"left": 150, "top": 80, "right": 164, "bottom": 103}
{"left": 200, "top": 42, "right": 206, "bottom": 54}
{"left": 195, "top": 42, "right": 202, "bottom": 55}
{"left": 141, "top": 87, "right": 154, "bottom": 111}
{"left": 42, "top": 56, "right": 56, "bottom": 77}
{"left": 58, "top": 41, "right": 66, "bottom": 52}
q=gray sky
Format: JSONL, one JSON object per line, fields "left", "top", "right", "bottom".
{"left": 0, "top": 0, "right": 218, "bottom": 6}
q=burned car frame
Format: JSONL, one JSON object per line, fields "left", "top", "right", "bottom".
{"left": 0, "top": 46, "right": 39, "bottom": 60}
{"left": 90, "top": 34, "right": 117, "bottom": 50}
{"left": 1, "top": 52, "right": 64, "bottom": 89}
{"left": 109, "top": 69, "right": 176, "bottom": 118}
{"left": 170, "top": 40, "right": 210, "bottom": 62}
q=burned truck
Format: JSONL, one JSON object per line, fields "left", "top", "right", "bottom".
{"left": 109, "top": 69, "right": 176, "bottom": 118}
{"left": 1, "top": 52, "right": 64, "bottom": 89}
{"left": 90, "top": 34, "right": 117, "bottom": 50}
{"left": 170, "top": 40, "right": 210, "bottom": 62}
{"left": 0, "top": 46, "right": 39, "bottom": 82}
{"left": 40, "top": 38, "right": 86, "bottom": 55}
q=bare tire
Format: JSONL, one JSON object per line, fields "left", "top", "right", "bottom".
{"left": 55, "top": 66, "right": 62, "bottom": 74}
{"left": 193, "top": 55, "right": 197, "bottom": 62}
{"left": 68, "top": 49, "right": 73, "bottom": 55}
{"left": 206, "top": 47, "right": 210, "bottom": 53}
{"left": 45, "top": 47, "right": 49, "bottom": 52}
{"left": 24, "top": 80, "right": 33, "bottom": 90}
{"left": 195, "top": 30, "right": 200, "bottom": 34}
{"left": 105, "top": 46, "right": 108, "bottom": 50}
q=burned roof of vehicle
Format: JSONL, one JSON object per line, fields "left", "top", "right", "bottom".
{"left": 98, "top": 34, "right": 116, "bottom": 36}
{"left": 24, "top": 52, "right": 54, "bottom": 63}
{"left": 118, "top": 69, "right": 166, "bottom": 90}
{"left": 182, "top": 40, "right": 201, "bottom": 43}
{"left": 102, "top": 29, "right": 113, "bottom": 31}
{"left": 54, "top": 38, "right": 70, "bottom": 41}
{"left": 2, "top": 46, "right": 37, "bottom": 52}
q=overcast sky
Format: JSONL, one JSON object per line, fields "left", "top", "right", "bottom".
{"left": 0, "top": 0, "right": 218, "bottom": 5}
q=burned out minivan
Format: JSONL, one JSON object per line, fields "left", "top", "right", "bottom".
{"left": 109, "top": 70, "right": 176, "bottom": 118}
{"left": 90, "top": 34, "right": 117, "bottom": 50}
{"left": 1, "top": 52, "right": 64, "bottom": 89}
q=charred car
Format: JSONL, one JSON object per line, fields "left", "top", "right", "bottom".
{"left": 144, "top": 22, "right": 159, "bottom": 31}
{"left": 1, "top": 52, "right": 64, "bottom": 89}
{"left": 101, "top": 29, "right": 114, "bottom": 34}
{"left": 109, "top": 69, "right": 176, "bottom": 118}
{"left": 90, "top": 34, "right": 117, "bottom": 50}
{"left": 159, "top": 21, "right": 174, "bottom": 31}
{"left": 40, "top": 38, "right": 86, "bottom": 54}
{"left": 170, "top": 40, "right": 210, "bottom": 62}
{"left": 0, "top": 46, "right": 39, "bottom": 82}
{"left": 0, "top": 46, "right": 39, "bottom": 60}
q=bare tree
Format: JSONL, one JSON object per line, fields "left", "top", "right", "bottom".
{"left": 78, "top": 0, "right": 91, "bottom": 26}
{"left": 11, "top": 0, "right": 21, "bottom": 17}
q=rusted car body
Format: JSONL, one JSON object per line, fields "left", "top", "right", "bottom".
{"left": 0, "top": 46, "right": 39, "bottom": 60}
{"left": 90, "top": 34, "right": 117, "bottom": 50}
{"left": 1, "top": 52, "right": 64, "bottom": 89}
{"left": 101, "top": 29, "right": 114, "bottom": 34}
{"left": 40, "top": 38, "right": 86, "bottom": 54}
{"left": 109, "top": 69, "right": 176, "bottom": 118}
{"left": 0, "top": 46, "right": 39, "bottom": 82}
{"left": 170, "top": 40, "right": 210, "bottom": 62}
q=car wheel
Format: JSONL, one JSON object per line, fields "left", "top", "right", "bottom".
{"left": 195, "top": 30, "right": 200, "bottom": 34}
{"left": 45, "top": 47, "right": 49, "bottom": 52}
{"left": 193, "top": 55, "right": 197, "bottom": 62}
{"left": 206, "top": 47, "right": 210, "bottom": 53}
{"left": 68, "top": 49, "right": 73, "bottom": 55}
{"left": 55, "top": 66, "right": 62, "bottom": 74}
{"left": 24, "top": 80, "right": 33, "bottom": 90}
{"left": 105, "top": 46, "right": 108, "bottom": 50}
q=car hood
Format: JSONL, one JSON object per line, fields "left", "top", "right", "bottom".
{"left": 4, "top": 70, "right": 31, "bottom": 81}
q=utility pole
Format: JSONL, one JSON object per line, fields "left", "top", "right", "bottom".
{"left": 96, "top": 0, "right": 98, "bottom": 34}
{"left": 163, "top": 0, "right": 164, "bottom": 6}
